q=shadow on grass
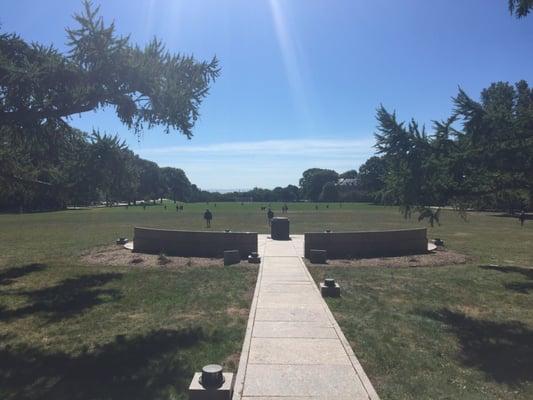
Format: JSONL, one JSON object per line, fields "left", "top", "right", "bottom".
{"left": 0, "top": 327, "right": 207, "bottom": 400}
{"left": 421, "top": 308, "right": 533, "bottom": 385}
{"left": 0, "top": 273, "right": 123, "bottom": 322}
{"left": 490, "top": 213, "right": 532, "bottom": 220}
{"left": 480, "top": 264, "right": 533, "bottom": 294}
{"left": 0, "top": 264, "right": 47, "bottom": 286}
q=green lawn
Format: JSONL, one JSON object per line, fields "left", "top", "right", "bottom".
{"left": 1, "top": 201, "right": 530, "bottom": 265}
{"left": 0, "top": 202, "right": 532, "bottom": 399}
{"left": 305, "top": 206, "right": 533, "bottom": 399}
{"left": 0, "top": 259, "right": 257, "bottom": 400}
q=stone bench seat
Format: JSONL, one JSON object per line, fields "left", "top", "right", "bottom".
{"left": 304, "top": 228, "right": 428, "bottom": 259}
{"left": 133, "top": 227, "right": 257, "bottom": 259}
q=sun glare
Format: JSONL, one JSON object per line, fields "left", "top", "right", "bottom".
{"left": 268, "top": 0, "right": 312, "bottom": 125}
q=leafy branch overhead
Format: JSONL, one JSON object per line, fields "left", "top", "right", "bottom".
{"left": 0, "top": 0, "right": 220, "bottom": 138}
{"left": 509, "top": 0, "right": 533, "bottom": 17}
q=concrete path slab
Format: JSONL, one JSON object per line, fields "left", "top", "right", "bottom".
{"left": 242, "top": 364, "right": 371, "bottom": 399}
{"left": 232, "top": 235, "right": 379, "bottom": 400}
{"left": 252, "top": 321, "right": 337, "bottom": 339}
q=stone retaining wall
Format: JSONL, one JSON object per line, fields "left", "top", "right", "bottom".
{"left": 304, "top": 228, "right": 427, "bottom": 259}
{"left": 133, "top": 227, "right": 258, "bottom": 258}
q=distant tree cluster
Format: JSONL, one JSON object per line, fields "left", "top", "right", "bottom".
{"left": 0, "top": 127, "right": 194, "bottom": 210}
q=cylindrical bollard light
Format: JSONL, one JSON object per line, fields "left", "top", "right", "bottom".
{"left": 200, "top": 364, "right": 225, "bottom": 388}
{"left": 324, "top": 278, "right": 336, "bottom": 287}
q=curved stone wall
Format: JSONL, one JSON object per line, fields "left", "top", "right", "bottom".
{"left": 304, "top": 228, "right": 428, "bottom": 259}
{"left": 133, "top": 227, "right": 258, "bottom": 258}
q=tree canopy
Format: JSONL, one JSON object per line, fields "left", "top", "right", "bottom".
{"left": 509, "top": 0, "right": 533, "bottom": 17}
{"left": 0, "top": 0, "right": 219, "bottom": 139}
{"left": 374, "top": 80, "right": 533, "bottom": 216}
{"left": 299, "top": 168, "right": 339, "bottom": 202}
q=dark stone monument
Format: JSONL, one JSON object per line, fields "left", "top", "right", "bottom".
{"left": 309, "top": 249, "right": 327, "bottom": 264}
{"left": 223, "top": 250, "right": 240, "bottom": 266}
{"left": 271, "top": 217, "right": 290, "bottom": 240}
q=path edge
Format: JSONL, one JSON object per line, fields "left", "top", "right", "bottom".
{"left": 298, "top": 255, "right": 381, "bottom": 400}
{"left": 231, "top": 244, "right": 265, "bottom": 399}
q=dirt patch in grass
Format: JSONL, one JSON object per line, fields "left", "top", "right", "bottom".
{"left": 81, "top": 245, "right": 247, "bottom": 269}
{"left": 222, "top": 352, "right": 241, "bottom": 371}
{"left": 225, "top": 307, "right": 249, "bottom": 318}
{"left": 306, "top": 248, "right": 468, "bottom": 268}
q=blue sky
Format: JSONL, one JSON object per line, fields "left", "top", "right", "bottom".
{"left": 2, "top": 1, "right": 532, "bottom": 190}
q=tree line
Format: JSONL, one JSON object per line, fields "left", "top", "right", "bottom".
{"left": 0, "top": 127, "right": 198, "bottom": 210}
{"left": 1, "top": 1, "right": 531, "bottom": 213}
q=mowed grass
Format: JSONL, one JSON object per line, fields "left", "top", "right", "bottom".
{"left": 0, "top": 202, "right": 532, "bottom": 399}
{"left": 0, "top": 201, "right": 530, "bottom": 265}
{"left": 0, "top": 202, "right": 266, "bottom": 400}
{"left": 305, "top": 206, "right": 533, "bottom": 399}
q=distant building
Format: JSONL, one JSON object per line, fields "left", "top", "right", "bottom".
{"left": 336, "top": 178, "right": 358, "bottom": 187}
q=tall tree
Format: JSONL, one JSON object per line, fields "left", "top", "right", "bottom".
{"left": 509, "top": 0, "right": 533, "bottom": 17}
{"left": 161, "top": 167, "right": 191, "bottom": 202}
{"left": 299, "top": 168, "right": 339, "bottom": 201}
{"left": 137, "top": 159, "right": 162, "bottom": 202}
{"left": 357, "top": 156, "right": 387, "bottom": 201}
{"left": 374, "top": 80, "right": 533, "bottom": 218}
{"left": 319, "top": 182, "right": 340, "bottom": 202}
{"left": 339, "top": 170, "right": 358, "bottom": 179}
{"left": 88, "top": 131, "right": 128, "bottom": 205}
{"left": 0, "top": 1, "right": 219, "bottom": 138}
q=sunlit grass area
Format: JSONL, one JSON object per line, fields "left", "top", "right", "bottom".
{"left": 0, "top": 201, "right": 531, "bottom": 265}
{"left": 0, "top": 259, "right": 257, "bottom": 400}
{"left": 304, "top": 206, "right": 533, "bottom": 399}
{"left": 0, "top": 202, "right": 265, "bottom": 400}
{"left": 0, "top": 202, "right": 532, "bottom": 399}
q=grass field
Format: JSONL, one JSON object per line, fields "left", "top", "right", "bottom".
{"left": 0, "top": 201, "right": 531, "bottom": 265}
{"left": 0, "top": 201, "right": 532, "bottom": 399}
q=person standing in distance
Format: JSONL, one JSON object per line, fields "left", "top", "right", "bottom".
{"left": 204, "top": 209, "right": 213, "bottom": 228}
{"left": 267, "top": 208, "right": 274, "bottom": 226}
{"left": 519, "top": 210, "right": 527, "bottom": 227}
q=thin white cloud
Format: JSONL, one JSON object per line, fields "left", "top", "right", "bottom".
{"left": 137, "top": 138, "right": 375, "bottom": 157}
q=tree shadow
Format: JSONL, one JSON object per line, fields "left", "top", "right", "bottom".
{"left": 504, "top": 282, "right": 533, "bottom": 294}
{"left": 0, "top": 273, "right": 123, "bottom": 322}
{"left": 490, "top": 213, "right": 532, "bottom": 220}
{"left": 480, "top": 264, "right": 533, "bottom": 294}
{"left": 420, "top": 308, "right": 533, "bottom": 385}
{"left": 0, "top": 327, "right": 209, "bottom": 400}
{"left": 0, "top": 264, "right": 47, "bottom": 286}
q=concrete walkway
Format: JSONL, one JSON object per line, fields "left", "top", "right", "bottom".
{"left": 232, "top": 235, "right": 379, "bottom": 400}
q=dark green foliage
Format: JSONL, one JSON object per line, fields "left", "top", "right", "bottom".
{"left": 509, "top": 0, "right": 533, "bottom": 17}
{"left": 299, "top": 168, "right": 339, "bottom": 202}
{"left": 0, "top": 1, "right": 215, "bottom": 211}
{"left": 0, "top": 125, "right": 194, "bottom": 210}
{"left": 0, "top": 1, "right": 219, "bottom": 138}
{"left": 319, "top": 181, "right": 340, "bottom": 202}
{"left": 374, "top": 80, "right": 533, "bottom": 219}
{"left": 356, "top": 156, "right": 387, "bottom": 202}
{"left": 339, "top": 169, "right": 358, "bottom": 179}
{"left": 161, "top": 167, "right": 191, "bottom": 203}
